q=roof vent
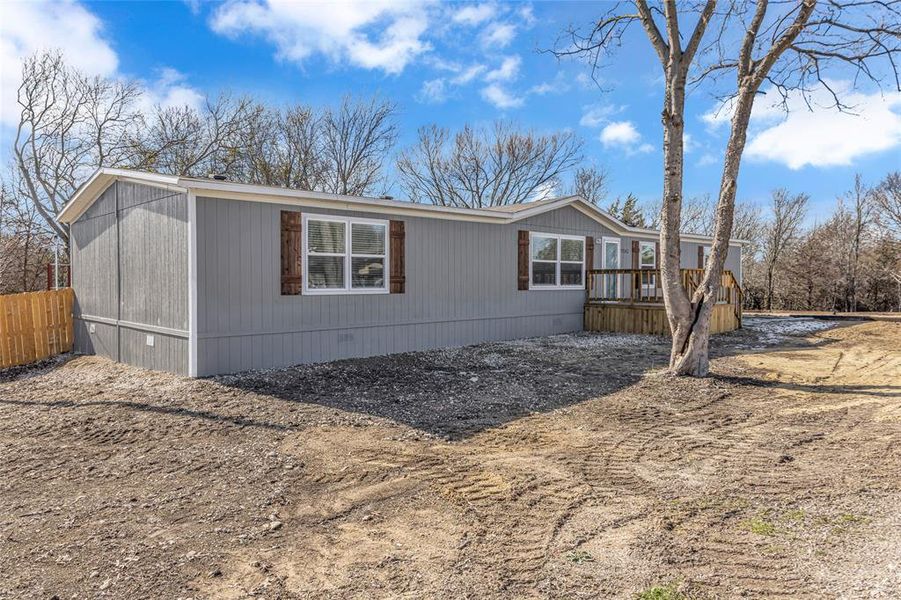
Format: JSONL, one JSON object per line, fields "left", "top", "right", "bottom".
{"left": 208, "top": 173, "right": 227, "bottom": 181}
{"left": 380, "top": 195, "right": 394, "bottom": 200}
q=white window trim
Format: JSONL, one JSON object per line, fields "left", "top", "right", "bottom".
{"left": 302, "top": 213, "right": 390, "bottom": 295}
{"left": 528, "top": 232, "right": 586, "bottom": 290}
{"left": 601, "top": 236, "right": 621, "bottom": 268}
{"left": 638, "top": 240, "right": 656, "bottom": 269}
{"left": 638, "top": 240, "right": 657, "bottom": 294}
{"left": 601, "top": 236, "right": 621, "bottom": 298}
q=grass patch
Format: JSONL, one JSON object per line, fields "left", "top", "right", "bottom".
{"left": 565, "top": 550, "right": 595, "bottom": 565}
{"left": 741, "top": 517, "right": 776, "bottom": 536}
{"left": 636, "top": 581, "right": 686, "bottom": 600}
{"left": 836, "top": 513, "right": 868, "bottom": 524}
{"left": 783, "top": 508, "right": 806, "bottom": 522}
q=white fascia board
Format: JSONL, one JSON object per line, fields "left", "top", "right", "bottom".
{"left": 183, "top": 180, "right": 510, "bottom": 223}
{"left": 60, "top": 169, "right": 747, "bottom": 247}
{"left": 57, "top": 168, "right": 186, "bottom": 223}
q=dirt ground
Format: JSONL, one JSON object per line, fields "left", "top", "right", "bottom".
{"left": 1, "top": 318, "right": 899, "bottom": 599}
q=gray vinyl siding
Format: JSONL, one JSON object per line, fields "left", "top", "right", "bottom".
{"left": 676, "top": 241, "right": 742, "bottom": 284}
{"left": 70, "top": 180, "right": 189, "bottom": 375}
{"left": 69, "top": 180, "right": 743, "bottom": 377}
{"left": 195, "top": 198, "right": 618, "bottom": 376}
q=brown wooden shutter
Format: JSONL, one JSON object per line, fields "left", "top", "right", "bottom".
{"left": 584, "top": 236, "right": 594, "bottom": 290}
{"left": 698, "top": 245, "right": 705, "bottom": 268}
{"left": 518, "top": 230, "right": 530, "bottom": 290}
{"left": 631, "top": 240, "right": 639, "bottom": 269}
{"left": 280, "top": 211, "right": 302, "bottom": 295}
{"left": 389, "top": 220, "right": 405, "bottom": 293}
{"left": 655, "top": 241, "right": 660, "bottom": 269}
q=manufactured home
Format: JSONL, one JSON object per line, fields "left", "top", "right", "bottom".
{"left": 58, "top": 169, "right": 744, "bottom": 377}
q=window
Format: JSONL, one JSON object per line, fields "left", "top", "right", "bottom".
{"left": 703, "top": 245, "right": 711, "bottom": 266}
{"left": 639, "top": 241, "right": 656, "bottom": 269}
{"left": 529, "top": 232, "right": 585, "bottom": 289}
{"left": 304, "top": 215, "right": 388, "bottom": 294}
{"left": 638, "top": 240, "right": 657, "bottom": 295}
{"left": 602, "top": 237, "right": 621, "bottom": 298}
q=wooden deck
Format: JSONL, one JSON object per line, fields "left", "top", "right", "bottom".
{"left": 583, "top": 268, "right": 743, "bottom": 336}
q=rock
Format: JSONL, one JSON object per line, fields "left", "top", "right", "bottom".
{"left": 209, "top": 569, "right": 222, "bottom": 578}
{"left": 99, "top": 579, "right": 111, "bottom": 590}
{"left": 268, "top": 521, "right": 283, "bottom": 532}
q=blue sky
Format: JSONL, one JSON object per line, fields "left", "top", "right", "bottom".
{"left": 2, "top": 0, "right": 900, "bottom": 222}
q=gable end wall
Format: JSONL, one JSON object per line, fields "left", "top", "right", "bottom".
{"left": 70, "top": 180, "right": 189, "bottom": 375}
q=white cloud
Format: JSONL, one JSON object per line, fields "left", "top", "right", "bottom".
{"left": 452, "top": 3, "right": 495, "bottom": 26}
{"left": 452, "top": 63, "right": 486, "bottom": 85}
{"left": 184, "top": 0, "right": 202, "bottom": 15}
{"left": 702, "top": 82, "right": 901, "bottom": 169}
{"left": 530, "top": 82, "right": 555, "bottom": 95}
{"left": 481, "top": 55, "right": 522, "bottom": 109}
{"left": 481, "top": 22, "right": 516, "bottom": 48}
{"left": 747, "top": 89, "right": 901, "bottom": 169}
{"left": 600, "top": 121, "right": 654, "bottom": 155}
{"left": 210, "top": 0, "right": 432, "bottom": 75}
{"left": 697, "top": 153, "right": 718, "bottom": 167}
{"left": 139, "top": 68, "right": 205, "bottom": 112}
{"left": 601, "top": 121, "right": 640, "bottom": 146}
{"left": 484, "top": 55, "right": 520, "bottom": 82}
{"left": 579, "top": 103, "right": 624, "bottom": 128}
{"left": 481, "top": 83, "right": 523, "bottom": 109}
{"left": 1, "top": 1, "right": 205, "bottom": 134}
{"left": 576, "top": 72, "right": 599, "bottom": 90}
{"left": 517, "top": 4, "right": 536, "bottom": 26}
{"left": 0, "top": 0, "right": 118, "bottom": 125}
{"left": 417, "top": 78, "right": 447, "bottom": 103}
{"left": 683, "top": 132, "right": 695, "bottom": 154}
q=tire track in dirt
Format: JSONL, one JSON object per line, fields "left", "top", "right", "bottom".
{"left": 2, "top": 322, "right": 899, "bottom": 598}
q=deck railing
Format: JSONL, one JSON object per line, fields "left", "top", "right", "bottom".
{"left": 587, "top": 268, "right": 743, "bottom": 317}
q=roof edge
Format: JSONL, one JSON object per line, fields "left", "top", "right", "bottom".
{"left": 59, "top": 169, "right": 746, "bottom": 245}
{"left": 58, "top": 168, "right": 185, "bottom": 223}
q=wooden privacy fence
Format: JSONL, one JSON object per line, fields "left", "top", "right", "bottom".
{"left": 0, "top": 288, "right": 74, "bottom": 369}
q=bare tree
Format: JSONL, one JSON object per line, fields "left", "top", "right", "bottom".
{"left": 14, "top": 51, "right": 142, "bottom": 246}
{"left": 762, "top": 189, "right": 808, "bottom": 310}
{"left": 397, "top": 122, "right": 583, "bottom": 207}
{"left": 844, "top": 175, "right": 875, "bottom": 311}
{"left": 680, "top": 194, "right": 715, "bottom": 235}
{"left": 570, "top": 165, "right": 609, "bottom": 205}
{"left": 319, "top": 97, "right": 397, "bottom": 196}
{"left": 133, "top": 94, "right": 257, "bottom": 177}
{"left": 873, "top": 171, "right": 901, "bottom": 233}
{"left": 554, "top": 1, "right": 900, "bottom": 375}
{"left": 0, "top": 174, "right": 55, "bottom": 294}
{"left": 237, "top": 105, "right": 325, "bottom": 190}
{"left": 645, "top": 193, "right": 762, "bottom": 241}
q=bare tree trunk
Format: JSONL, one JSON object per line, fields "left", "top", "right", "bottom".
{"left": 668, "top": 90, "right": 754, "bottom": 375}
{"left": 765, "top": 262, "right": 776, "bottom": 310}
